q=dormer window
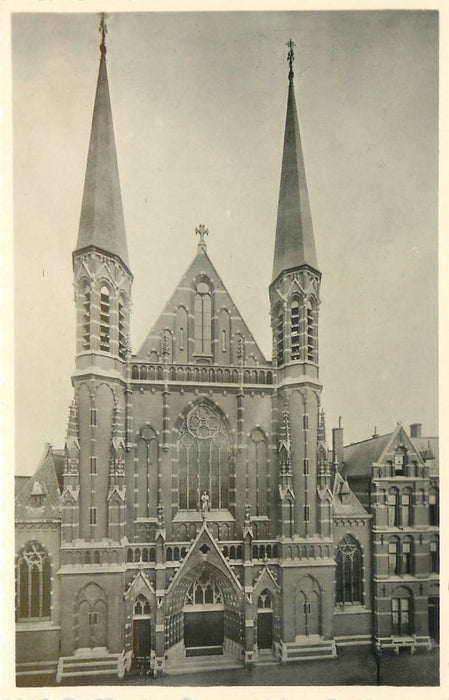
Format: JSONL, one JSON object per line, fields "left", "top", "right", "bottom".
{"left": 29, "top": 482, "right": 46, "bottom": 508}
{"left": 394, "top": 448, "right": 406, "bottom": 475}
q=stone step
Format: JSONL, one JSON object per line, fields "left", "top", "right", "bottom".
{"left": 166, "top": 653, "right": 243, "bottom": 676}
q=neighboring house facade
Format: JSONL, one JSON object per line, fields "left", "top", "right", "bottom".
{"left": 15, "top": 31, "right": 439, "bottom": 685}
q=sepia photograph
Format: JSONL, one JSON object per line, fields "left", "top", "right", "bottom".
{"left": 10, "top": 8, "right": 440, "bottom": 691}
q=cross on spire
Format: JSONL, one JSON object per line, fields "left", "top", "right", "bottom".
{"left": 99, "top": 12, "right": 108, "bottom": 56}
{"left": 195, "top": 224, "right": 209, "bottom": 250}
{"left": 286, "top": 38, "right": 296, "bottom": 82}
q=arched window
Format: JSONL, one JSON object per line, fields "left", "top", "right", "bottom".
{"left": 335, "top": 535, "right": 362, "bottom": 604}
{"left": 290, "top": 300, "right": 301, "bottom": 360}
{"left": 275, "top": 305, "right": 284, "bottom": 366}
{"left": 391, "top": 587, "right": 412, "bottom": 636}
{"left": 185, "top": 572, "right": 223, "bottom": 606}
{"left": 99, "top": 285, "right": 111, "bottom": 351}
{"left": 305, "top": 301, "right": 315, "bottom": 362}
{"left": 136, "top": 427, "right": 159, "bottom": 519}
{"left": 257, "top": 589, "right": 273, "bottom": 610}
{"left": 82, "top": 284, "right": 91, "bottom": 350}
{"left": 429, "top": 488, "right": 439, "bottom": 526}
{"left": 248, "top": 429, "right": 268, "bottom": 516}
{"left": 194, "top": 280, "right": 212, "bottom": 355}
{"left": 16, "top": 542, "right": 51, "bottom": 619}
{"left": 134, "top": 594, "right": 151, "bottom": 617}
{"left": 177, "top": 403, "right": 232, "bottom": 511}
{"left": 118, "top": 295, "right": 127, "bottom": 360}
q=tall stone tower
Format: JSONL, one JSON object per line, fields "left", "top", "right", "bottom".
{"left": 271, "top": 40, "right": 334, "bottom": 653}
{"left": 62, "top": 19, "right": 132, "bottom": 546}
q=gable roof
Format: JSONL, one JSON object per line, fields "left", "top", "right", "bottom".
{"left": 137, "top": 243, "right": 267, "bottom": 364}
{"left": 342, "top": 424, "right": 436, "bottom": 480}
{"left": 342, "top": 433, "right": 391, "bottom": 478}
{"left": 15, "top": 444, "right": 63, "bottom": 521}
{"left": 333, "top": 470, "right": 369, "bottom": 517}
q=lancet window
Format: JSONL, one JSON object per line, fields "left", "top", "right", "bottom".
{"left": 194, "top": 280, "right": 212, "bottom": 355}
{"left": 16, "top": 542, "right": 51, "bottom": 619}
{"left": 275, "top": 305, "right": 284, "bottom": 366}
{"left": 177, "top": 403, "right": 232, "bottom": 511}
{"left": 82, "top": 284, "right": 91, "bottom": 350}
{"left": 118, "top": 295, "right": 126, "bottom": 360}
{"left": 335, "top": 535, "right": 362, "bottom": 604}
{"left": 185, "top": 572, "right": 223, "bottom": 606}
{"left": 99, "top": 285, "right": 111, "bottom": 351}
{"left": 290, "top": 300, "right": 301, "bottom": 360}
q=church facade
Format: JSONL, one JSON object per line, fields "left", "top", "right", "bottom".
{"left": 15, "top": 28, "right": 439, "bottom": 685}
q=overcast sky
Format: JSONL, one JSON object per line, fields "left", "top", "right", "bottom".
{"left": 12, "top": 11, "right": 438, "bottom": 475}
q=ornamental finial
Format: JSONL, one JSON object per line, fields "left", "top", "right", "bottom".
{"left": 99, "top": 12, "right": 108, "bottom": 56}
{"left": 286, "top": 38, "right": 296, "bottom": 82}
{"left": 195, "top": 224, "right": 209, "bottom": 250}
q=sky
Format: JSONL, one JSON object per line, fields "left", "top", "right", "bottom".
{"left": 12, "top": 11, "right": 438, "bottom": 475}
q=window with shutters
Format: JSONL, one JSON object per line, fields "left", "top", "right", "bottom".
{"left": 82, "top": 284, "right": 91, "bottom": 350}
{"left": 99, "top": 285, "right": 111, "bottom": 351}
{"left": 291, "top": 300, "right": 300, "bottom": 360}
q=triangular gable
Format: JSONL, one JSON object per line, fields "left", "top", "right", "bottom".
{"left": 124, "top": 567, "right": 156, "bottom": 602}
{"left": 253, "top": 565, "right": 281, "bottom": 598}
{"left": 376, "top": 425, "right": 425, "bottom": 468}
{"left": 166, "top": 519, "right": 242, "bottom": 596}
{"left": 15, "top": 444, "right": 62, "bottom": 521}
{"left": 137, "top": 246, "right": 267, "bottom": 364}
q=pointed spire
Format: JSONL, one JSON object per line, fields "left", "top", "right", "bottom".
{"left": 272, "top": 40, "right": 318, "bottom": 283}
{"left": 74, "top": 15, "right": 129, "bottom": 269}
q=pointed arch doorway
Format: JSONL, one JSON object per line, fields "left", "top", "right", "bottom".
{"left": 257, "top": 589, "right": 273, "bottom": 649}
{"left": 183, "top": 571, "right": 224, "bottom": 656}
{"left": 133, "top": 594, "right": 152, "bottom": 659}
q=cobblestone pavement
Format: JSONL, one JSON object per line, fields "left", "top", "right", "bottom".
{"left": 122, "top": 647, "right": 439, "bottom": 687}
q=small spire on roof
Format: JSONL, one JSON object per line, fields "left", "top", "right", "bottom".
{"left": 195, "top": 224, "right": 209, "bottom": 251}
{"left": 99, "top": 12, "right": 108, "bottom": 56}
{"left": 286, "top": 38, "right": 296, "bottom": 83}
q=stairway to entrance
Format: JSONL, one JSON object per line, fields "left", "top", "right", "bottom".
{"left": 165, "top": 651, "right": 244, "bottom": 675}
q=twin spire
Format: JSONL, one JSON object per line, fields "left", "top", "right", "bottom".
{"left": 75, "top": 23, "right": 317, "bottom": 287}
{"left": 272, "top": 39, "right": 318, "bottom": 283}
{"left": 74, "top": 13, "right": 129, "bottom": 269}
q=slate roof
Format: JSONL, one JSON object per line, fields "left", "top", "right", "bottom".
{"left": 333, "top": 471, "right": 369, "bottom": 517}
{"left": 272, "top": 80, "right": 318, "bottom": 283}
{"left": 342, "top": 434, "right": 391, "bottom": 478}
{"left": 74, "top": 51, "right": 129, "bottom": 269}
{"left": 15, "top": 444, "right": 63, "bottom": 521}
{"left": 342, "top": 428, "right": 439, "bottom": 480}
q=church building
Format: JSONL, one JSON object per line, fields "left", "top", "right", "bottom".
{"left": 15, "top": 23, "right": 439, "bottom": 685}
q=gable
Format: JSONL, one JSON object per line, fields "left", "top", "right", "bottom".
{"left": 15, "top": 444, "right": 62, "bottom": 521}
{"left": 137, "top": 246, "right": 268, "bottom": 366}
{"left": 377, "top": 425, "right": 425, "bottom": 468}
